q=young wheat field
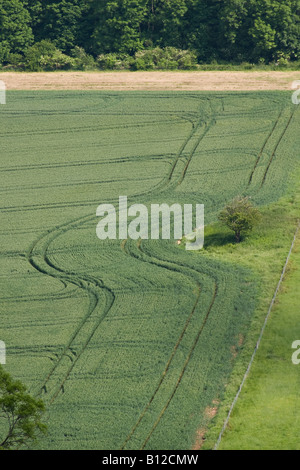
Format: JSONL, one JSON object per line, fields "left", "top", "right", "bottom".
{"left": 0, "top": 90, "right": 299, "bottom": 449}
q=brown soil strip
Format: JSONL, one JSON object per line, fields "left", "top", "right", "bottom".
{"left": 192, "top": 402, "right": 220, "bottom": 450}
{"left": 0, "top": 71, "right": 298, "bottom": 91}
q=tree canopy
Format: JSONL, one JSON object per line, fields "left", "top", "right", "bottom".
{"left": 0, "top": 0, "right": 299, "bottom": 67}
{"left": 0, "top": 0, "right": 33, "bottom": 62}
{"left": 218, "top": 196, "right": 262, "bottom": 243}
{"left": 0, "top": 365, "right": 47, "bottom": 450}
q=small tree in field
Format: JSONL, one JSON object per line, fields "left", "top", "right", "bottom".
{"left": 218, "top": 196, "right": 261, "bottom": 243}
{"left": 0, "top": 365, "right": 47, "bottom": 450}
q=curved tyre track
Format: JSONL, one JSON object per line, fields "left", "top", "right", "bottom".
{"left": 167, "top": 100, "right": 218, "bottom": 188}
{"left": 248, "top": 109, "right": 283, "bottom": 186}
{"left": 21, "top": 96, "right": 213, "bottom": 406}
{"left": 248, "top": 108, "right": 296, "bottom": 188}
{"left": 26, "top": 214, "right": 115, "bottom": 404}
{"left": 16, "top": 94, "right": 230, "bottom": 447}
{"left": 120, "top": 238, "right": 218, "bottom": 450}
{"left": 260, "top": 109, "right": 295, "bottom": 187}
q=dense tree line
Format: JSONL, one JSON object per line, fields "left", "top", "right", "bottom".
{"left": 0, "top": 0, "right": 299, "bottom": 69}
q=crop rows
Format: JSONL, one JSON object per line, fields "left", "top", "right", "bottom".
{"left": 0, "top": 91, "right": 298, "bottom": 449}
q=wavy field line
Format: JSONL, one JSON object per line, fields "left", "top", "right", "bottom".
{"left": 0, "top": 153, "right": 173, "bottom": 174}
{"left": 17, "top": 100, "right": 210, "bottom": 402}
{"left": 22, "top": 103, "right": 201, "bottom": 397}
{"left": 8, "top": 93, "right": 239, "bottom": 446}
{"left": 0, "top": 175, "right": 166, "bottom": 194}
{"left": 179, "top": 113, "right": 217, "bottom": 185}
{"left": 260, "top": 109, "right": 295, "bottom": 188}
{"left": 26, "top": 214, "right": 115, "bottom": 403}
{"left": 248, "top": 109, "right": 283, "bottom": 186}
{"left": 167, "top": 100, "right": 216, "bottom": 187}
{"left": 0, "top": 117, "right": 183, "bottom": 139}
{"left": 138, "top": 241, "right": 218, "bottom": 450}
{"left": 120, "top": 238, "right": 218, "bottom": 450}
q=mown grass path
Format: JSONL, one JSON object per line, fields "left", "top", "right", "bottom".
{"left": 216, "top": 226, "right": 300, "bottom": 450}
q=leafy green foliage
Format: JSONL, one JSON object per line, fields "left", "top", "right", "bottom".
{"left": 0, "top": 0, "right": 33, "bottom": 62}
{"left": 70, "top": 46, "right": 96, "bottom": 70}
{"left": 218, "top": 197, "right": 262, "bottom": 243}
{"left": 0, "top": 0, "right": 299, "bottom": 67}
{"left": 0, "top": 366, "right": 47, "bottom": 450}
{"left": 96, "top": 47, "right": 198, "bottom": 70}
{"left": 90, "top": 0, "right": 148, "bottom": 55}
{"left": 141, "top": 0, "right": 189, "bottom": 49}
{"left": 24, "top": 40, "right": 76, "bottom": 71}
{"left": 25, "top": 0, "right": 89, "bottom": 53}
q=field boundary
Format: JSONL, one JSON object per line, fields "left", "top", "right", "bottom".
{"left": 214, "top": 219, "right": 300, "bottom": 450}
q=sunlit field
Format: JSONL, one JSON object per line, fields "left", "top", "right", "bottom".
{"left": 0, "top": 91, "right": 299, "bottom": 449}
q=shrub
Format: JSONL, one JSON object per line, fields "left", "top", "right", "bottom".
{"left": 241, "top": 62, "right": 255, "bottom": 70}
{"left": 96, "top": 47, "right": 198, "bottom": 71}
{"left": 218, "top": 196, "right": 262, "bottom": 243}
{"left": 97, "top": 53, "right": 135, "bottom": 70}
{"left": 277, "top": 57, "right": 290, "bottom": 68}
{"left": 6, "top": 53, "right": 24, "bottom": 69}
{"left": 97, "top": 53, "right": 119, "bottom": 70}
{"left": 24, "top": 41, "right": 76, "bottom": 71}
{"left": 70, "top": 46, "right": 96, "bottom": 70}
{"left": 39, "top": 50, "right": 76, "bottom": 71}
{"left": 24, "top": 40, "right": 57, "bottom": 71}
{"left": 132, "top": 47, "right": 198, "bottom": 70}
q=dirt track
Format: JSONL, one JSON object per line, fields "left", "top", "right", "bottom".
{"left": 0, "top": 71, "right": 299, "bottom": 91}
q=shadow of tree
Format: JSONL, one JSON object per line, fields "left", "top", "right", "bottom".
{"left": 203, "top": 225, "right": 238, "bottom": 248}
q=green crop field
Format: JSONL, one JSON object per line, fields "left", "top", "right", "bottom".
{"left": 0, "top": 91, "right": 299, "bottom": 450}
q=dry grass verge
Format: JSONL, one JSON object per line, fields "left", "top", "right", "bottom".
{"left": 0, "top": 71, "right": 298, "bottom": 91}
